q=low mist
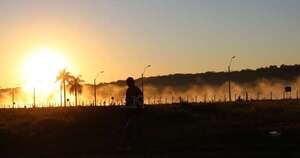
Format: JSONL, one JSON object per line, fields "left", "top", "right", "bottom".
{"left": 0, "top": 76, "right": 299, "bottom": 107}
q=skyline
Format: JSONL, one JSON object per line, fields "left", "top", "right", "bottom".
{"left": 1, "top": 0, "right": 300, "bottom": 87}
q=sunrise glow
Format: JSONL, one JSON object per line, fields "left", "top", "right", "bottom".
{"left": 22, "top": 48, "right": 69, "bottom": 97}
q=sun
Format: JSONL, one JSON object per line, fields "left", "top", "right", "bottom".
{"left": 22, "top": 48, "right": 69, "bottom": 96}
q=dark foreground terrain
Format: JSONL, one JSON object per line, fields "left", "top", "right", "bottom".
{"left": 1, "top": 101, "right": 300, "bottom": 158}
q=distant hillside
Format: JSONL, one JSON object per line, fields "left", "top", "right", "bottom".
{"left": 102, "top": 64, "right": 300, "bottom": 90}
{"left": 82, "top": 64, "right": 300, "bottom": 101}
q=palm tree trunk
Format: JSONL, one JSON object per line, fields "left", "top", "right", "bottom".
{"left": 75, "top": 87, "right": 78, "bottom": 106}
{"left": 60, "top": 83, "right": 63, "bottom": 107}
{"left": 63, "top": 80, "right": 66, "bottom": 107}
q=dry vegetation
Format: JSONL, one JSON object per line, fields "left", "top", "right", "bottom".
{"left": 1, "top": 102, "right": 300, "bottom": 157}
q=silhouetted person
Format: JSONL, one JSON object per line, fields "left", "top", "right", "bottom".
{"left": 120, "top": 77, "right": 144, "bottom": 151}
{"left": 125, "top": 77, "right": 143, "bottom": 107}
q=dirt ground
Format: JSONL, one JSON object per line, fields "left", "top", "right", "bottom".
{"left": 1, "top": 102, "right": 300, "bottom": 158}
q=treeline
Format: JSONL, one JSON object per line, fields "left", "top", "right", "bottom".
{"left": 100, "top": 64, "right": 300, "bottom": 90}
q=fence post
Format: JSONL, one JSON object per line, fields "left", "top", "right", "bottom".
{"left": 270, "top": 92, "right": 273, "bottom": 100}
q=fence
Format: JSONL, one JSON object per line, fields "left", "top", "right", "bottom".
{"left": 1, "top": 89, "right": 300, "bottom": 109}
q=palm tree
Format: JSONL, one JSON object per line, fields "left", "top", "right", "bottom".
{"left": 68, "top": 75, "right": 84, "bottom": 106}
{"left": 56, "top": 69, "right": 72, "bottom": 107}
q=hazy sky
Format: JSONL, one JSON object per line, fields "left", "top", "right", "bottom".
{"left": 1, "top": 0, "right": 300, "bottom": 86}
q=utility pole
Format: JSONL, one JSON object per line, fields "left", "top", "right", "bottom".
{"left": 141, "top": 73, "right": 144, "bottom": 94}
{"left": 11, "top": 88, "right": 15, "bottom": 108}
{"left": 33, "top": 87, "right": 36, "bottom": 108}
{"left": 270, "top": 92, "right": 273, "bottom": 100}
{"left": 228, "top": 56, "right": 236, "bottom": 102}
{"left": 94, "top": 79, "right": 96, "bottom": 106}
{"left": 141, "top": 65, "right": 151, "bottom": 95}
{"left": 94, "top": 71, "right": 104, "bottom": 106}
{"left": 228, "top": 66, "right": 232, "bottom": 102}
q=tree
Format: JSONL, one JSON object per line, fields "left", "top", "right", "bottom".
{"left": 68, "top": 75, "right": 84, "bottom": 106}
{"left": 56, "top": 69, "right": 72, "bottom": 107}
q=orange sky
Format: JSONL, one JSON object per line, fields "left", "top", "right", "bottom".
{"left": 1, "top": 0, "right": 300, "bottom": 88}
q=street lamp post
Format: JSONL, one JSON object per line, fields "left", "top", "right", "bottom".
{"left": 141, "top": 65, "right": 151, "bottom": 95}
{"left": 33, "top": 87, "right": 36, "bottom": 108}
{"left": 11, "top": 88, "right": 15, "bottom": 108}
{"left": 297, "top": 88, "right": 299, "bottom": 100}
{"left": 10, "top": 83, "right": 22, "bottom": 108}
{"left": 94, "top": 71, "right": 104, "bottom": 106}
{"left": 228, "top": 56, "right": 236, "bottom": 102}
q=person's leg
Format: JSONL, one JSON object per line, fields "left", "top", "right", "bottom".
{"left": 135, "top": 116, "right": 141, "bottom": 143}
{"left": 127, "top": 119, "right": 134, "bottom": 144}
{"left": 118, "top": 112, "right": 132, "bottom": 151}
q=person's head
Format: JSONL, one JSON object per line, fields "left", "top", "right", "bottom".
{"left": 126, "top": 77, "right": 135, "bottom": 87}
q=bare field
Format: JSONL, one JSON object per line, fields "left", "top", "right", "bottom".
{"left": 1, "top": 102, "right": 300, "bottom": 158}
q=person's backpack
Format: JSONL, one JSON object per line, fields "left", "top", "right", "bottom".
{"left": 128, "top": 95, "right": 144, "bottom": 108}
{"left": 134, "top": 95, "right": 144, "bottom": 108}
